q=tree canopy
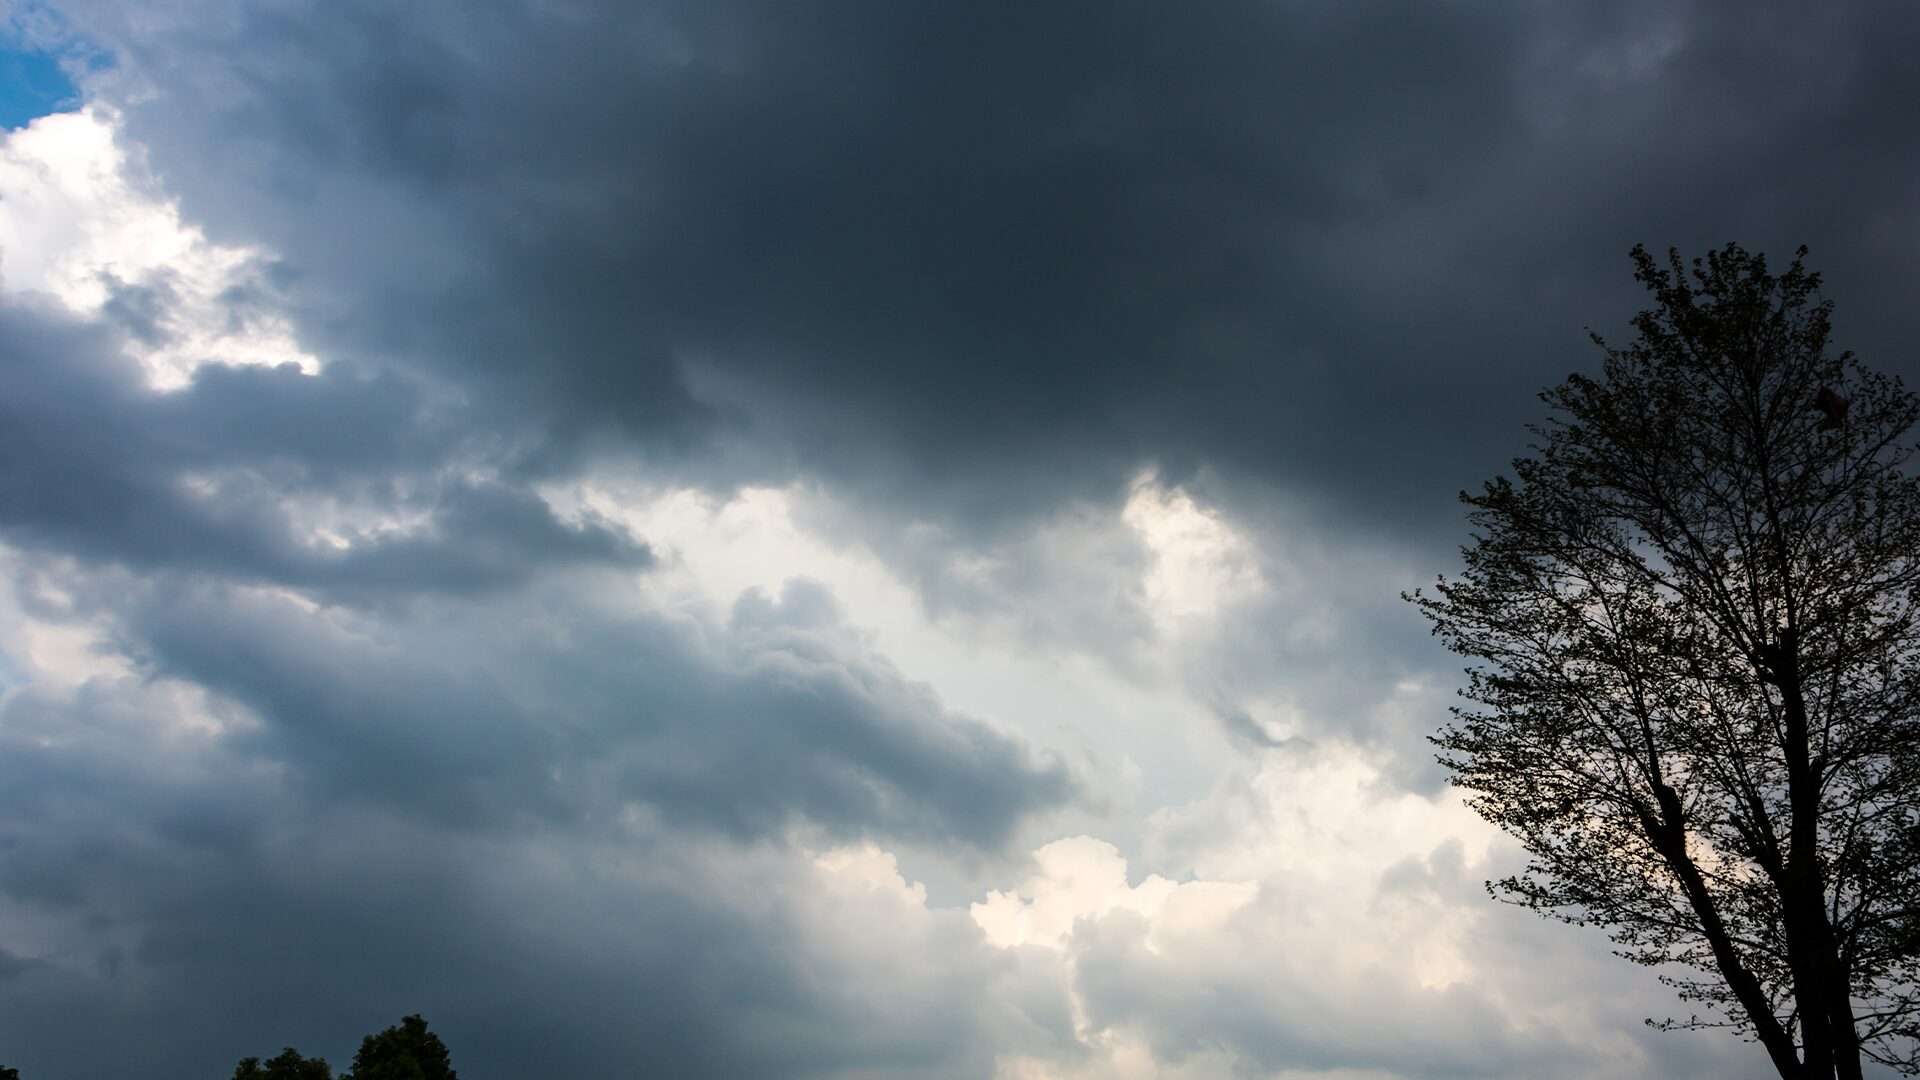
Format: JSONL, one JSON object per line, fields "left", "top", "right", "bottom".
{"left": 224, "top": 1014, "right": 455, "bottom": 1080}
{"left": 1413, "top": 243, "right": 1920, "bottom": 1078}
{"left": 341, "top": 1015, "right": 457, "bottom": 1080}
{"left": 233, "top": 1048, "right": 333, "bottom": 1080}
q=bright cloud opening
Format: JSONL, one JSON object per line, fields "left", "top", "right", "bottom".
{"left": 0, "top": 107, "right": 315, "bottom": 388}
{"left": 1122, "top": 473, "right": 1265, "bottom": 628}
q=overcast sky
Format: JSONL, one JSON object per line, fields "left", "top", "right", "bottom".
{"left": 2, "top": 2, "right": 1917, "bottom": 1078}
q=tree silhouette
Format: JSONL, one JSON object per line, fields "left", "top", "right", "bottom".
{"left": 231, "top": 1047, "right": 333, "bottom": 1080}
{"left": 340, "top": 1015, "right": 456, "bottom": 1080}
{"left": 1412, "top": 243, "right": 1920, "bottom": 1078}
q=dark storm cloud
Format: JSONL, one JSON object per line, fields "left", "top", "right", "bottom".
{"left": 0, "top": 670, "right": 1065, "bottom": 1079}
{"left": 96, "top": 575, "right": 1072, "bottom": 844}
{"left": 0, "top": 514, "right": 1076, "bottom": 1075}
{"left": 62, "top": 0, "right": 1920, "bottom": 545}
{"left": 0, "top": 287, "right": 1072, "bottom": 841}
{"left": 7, "top": 2, "right": 1920, "bottom": 1077}
{"left": 1, "top": 69, "right": 1088, "bottom": 1067}
{"left": 0, "top": 298, "right": 650, "bottom": 599}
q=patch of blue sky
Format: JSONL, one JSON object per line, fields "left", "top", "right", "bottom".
{"left": 0, "top": 43, "right": 78, "bottom": 128}
{"left": 2, "top": 7, "right": 111, "bottom": 129}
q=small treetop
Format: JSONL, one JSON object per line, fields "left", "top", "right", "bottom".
{"left": 231, "top": 1048, "right": 333, "bottom": 1080}
{"left": 341, "top": 1015, "right": 457, "bottom": 1080}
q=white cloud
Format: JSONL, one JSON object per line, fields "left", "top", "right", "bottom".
{"left": 0, "top": 107, "right": 315, "bottom": 387}
{"left": 542, "top": 474, "right": 1256, "bottom": 824}
{"left": 1123, "top": 471, "right": 1265, "bottom": 629}
{"left": 958, "top": 739, "right": 1737, "bottom": 1078}
{"left": 1147, "top": 742, "right": 1501, "bottom": 990}
{"left": 971, "top": 835, "right": 1254, "bottom": 952}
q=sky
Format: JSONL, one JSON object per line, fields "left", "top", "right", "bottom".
{"left": 0, "top": 2, "right": 1917, "bottom": 1078}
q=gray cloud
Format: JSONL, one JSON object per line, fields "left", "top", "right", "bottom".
{"left": 0, "top": 298, "right": 649, "bottom": 600}
{"left": 0, "top": 272, "right": 1078, "bottom": 1075}
{"left": 0, "top": 561, "right": 1076, "bottom": 1077}
{"left": 4, "top": 1, "right": 1918, "bottom": 1076}
{"left": 59, "top": 0, "right": 1920, "bottom": 547}
{"left": 0, "top": 667, "right": 1065, "bottom": 1078}
{"left": 4, "top": 561, "right": 1074, "bottom": 847}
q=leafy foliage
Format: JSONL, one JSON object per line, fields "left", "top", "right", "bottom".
{"left": 1413, "top": 244, "right": 1920, "bottom": 1077}
{"left": 340, "top": 1015, "right": 457, "bottom": 1080}
{"left": 232, "top": 1047, "right": 333, "bottom": 1080}
{"left": 225, "top": 1014, "right": 456, "bottom": 1080}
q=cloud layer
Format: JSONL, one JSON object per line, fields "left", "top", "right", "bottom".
{"left": 2, "top": 2, "right": 1917, "bottom": 1077}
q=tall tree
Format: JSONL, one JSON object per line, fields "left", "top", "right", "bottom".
{"left": 1412, "top": 244, "right": 1920, "bottom": 1078}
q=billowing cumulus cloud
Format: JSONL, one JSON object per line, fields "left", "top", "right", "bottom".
{"left": 1, "top": 2, "right": 1917, "bottom": 1078}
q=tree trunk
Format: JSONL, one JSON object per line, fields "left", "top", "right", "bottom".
{"left": 1776, "top": 650, "right": 1860, "bottom": 1080}
{"left": 1642, "top": 782, "right": 1805, "bottom": 1079}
